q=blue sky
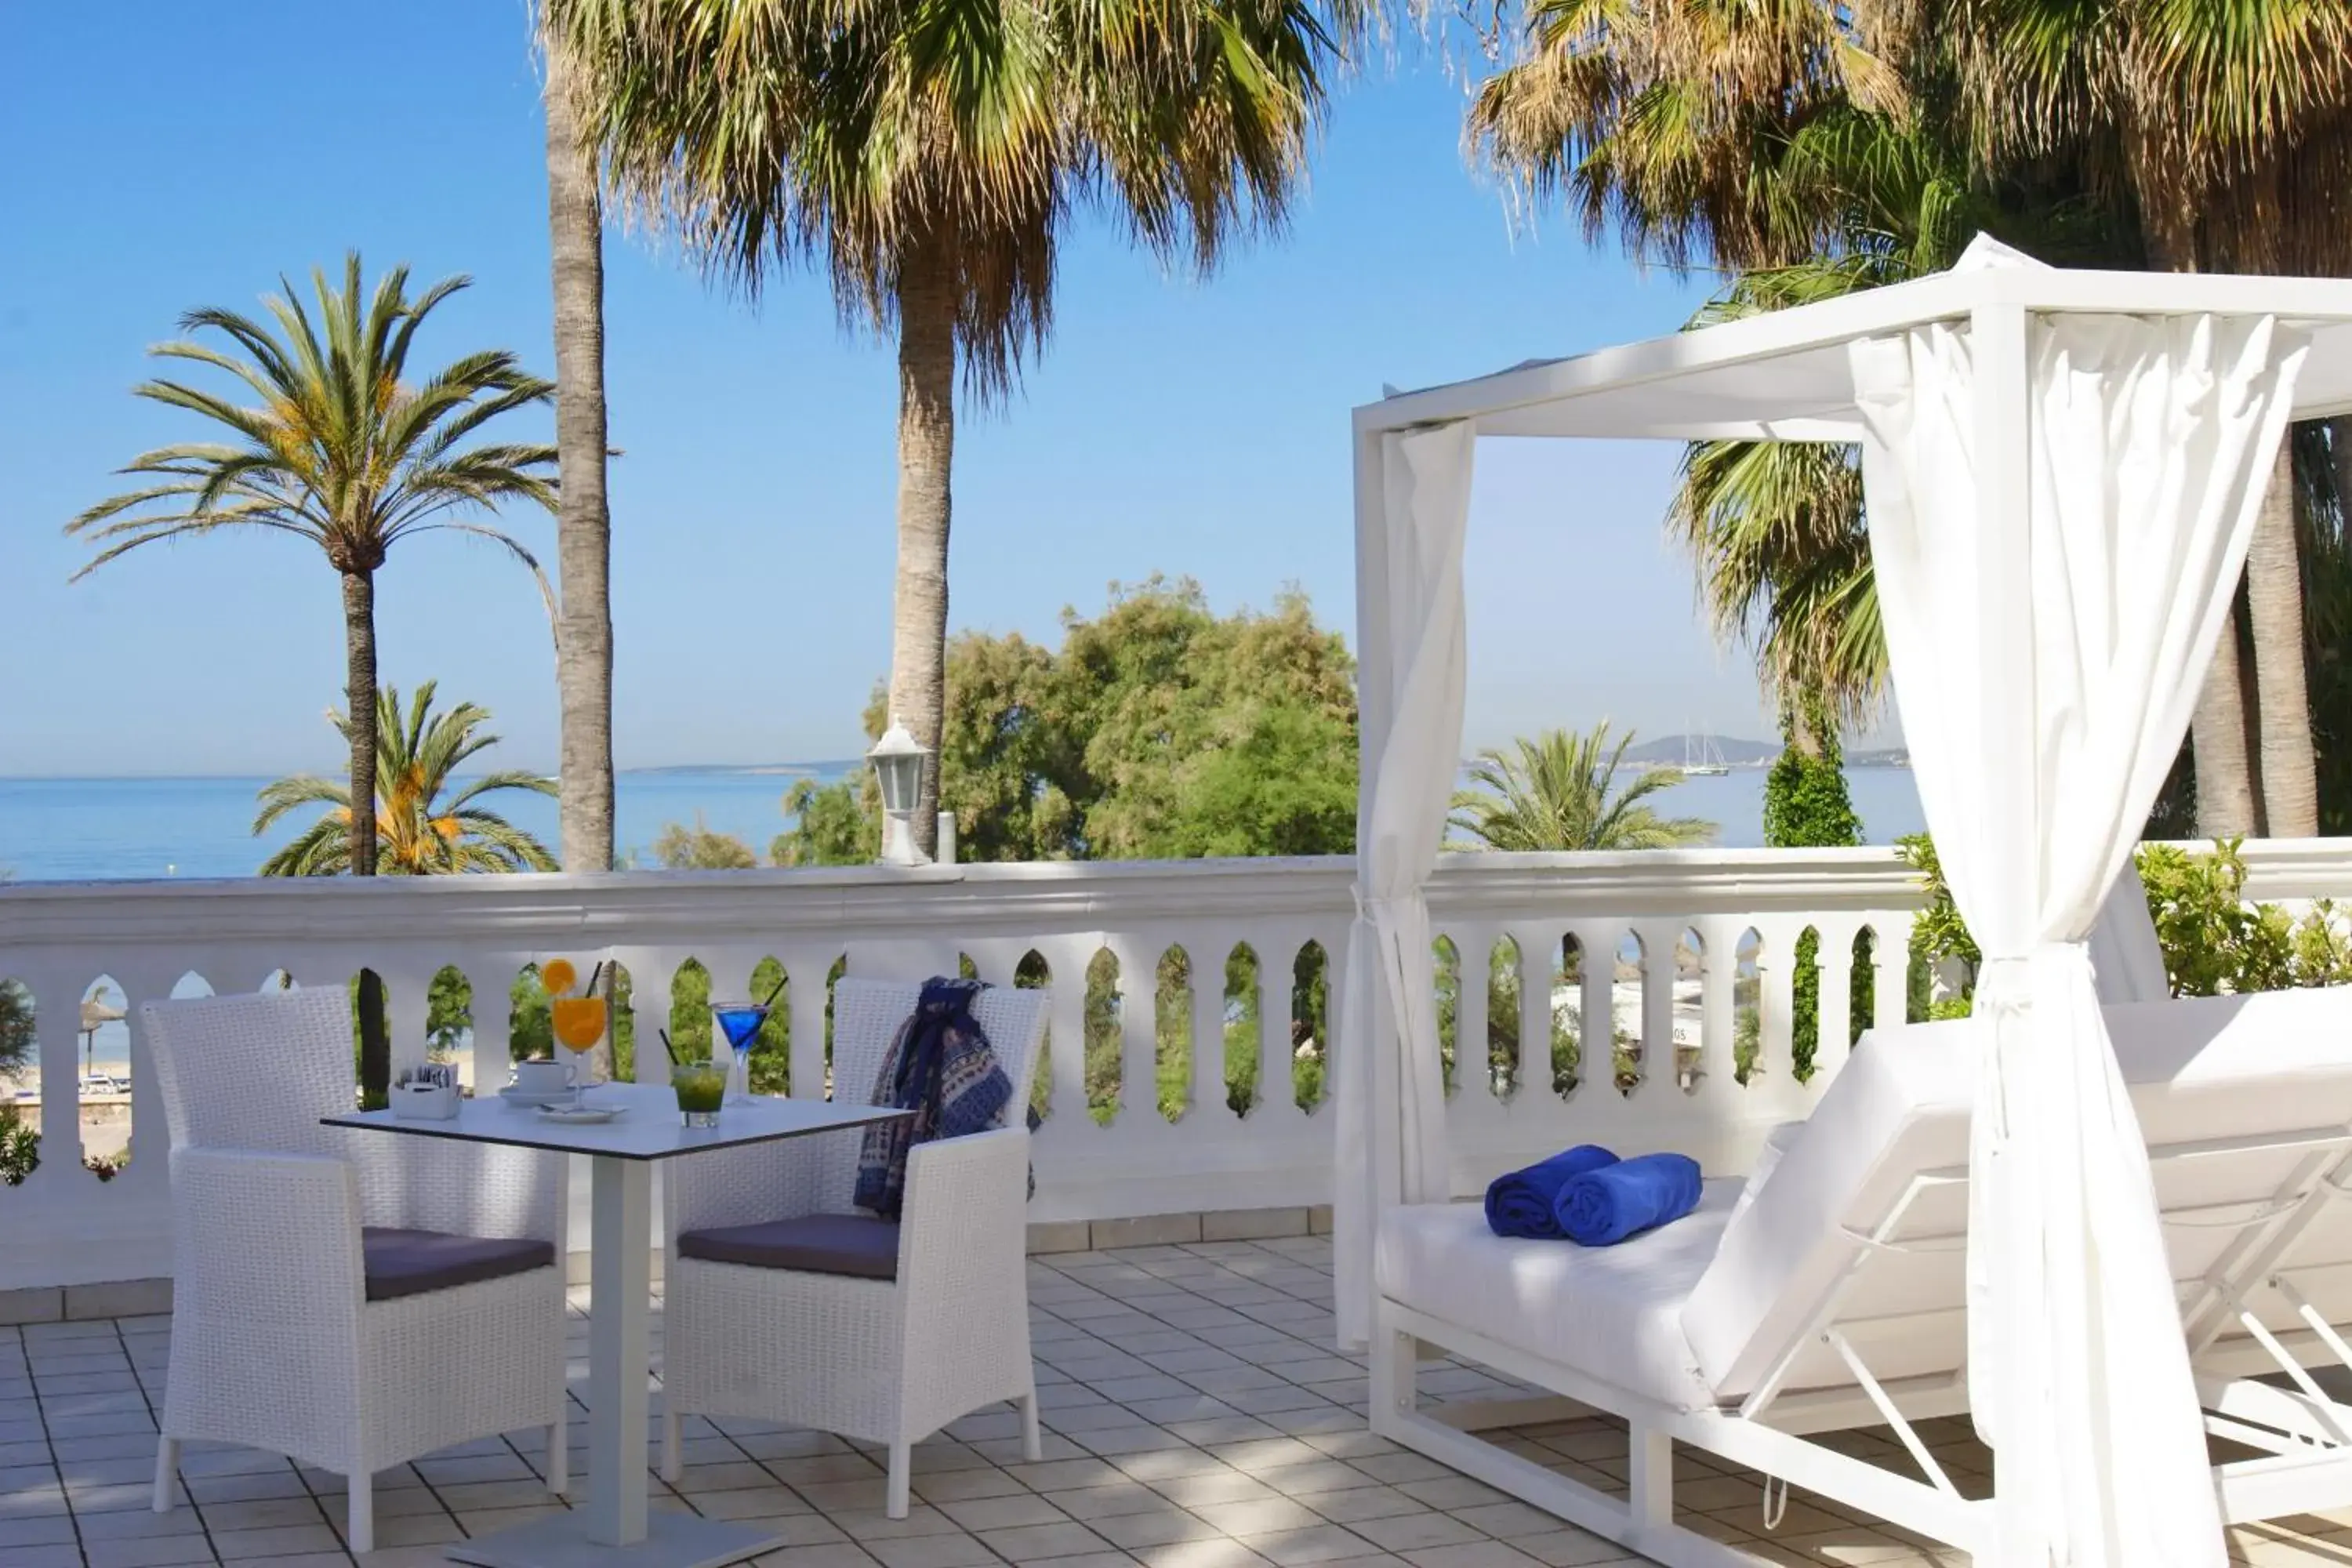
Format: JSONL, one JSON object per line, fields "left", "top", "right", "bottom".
{"left": 0, "top": 0, "right": 1801, "bottom": 778}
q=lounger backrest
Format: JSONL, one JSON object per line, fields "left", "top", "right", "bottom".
{"left": 1682, "top": 985, "right": 2352, "bottom": 1406}
{"left": 2089, "top": 858, "right": 2170, "bottom": 1005}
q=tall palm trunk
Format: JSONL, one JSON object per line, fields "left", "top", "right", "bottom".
{"left": 2191, "top": 608, "right": 2262, "bottom": 836}
{"left": 2150, "top": 234, "right": 2263, "bottom": 838}
{"left": 545, "top": 53, "right": 615, "bottom": 873}
{"left": 342, "top": 565, "right": 387, "bottom": 1105}
{"left": 341, "top": 568, "right": 379, "bottom": 877}
{"left": 2248, "top": 441, "right": 2318, "bottom": 835}
{"left": 887, "top": 235, "right": 957, "bottom": 859}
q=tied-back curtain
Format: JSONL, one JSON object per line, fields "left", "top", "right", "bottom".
{"left": 1333, "top": 420, "right": 1475, "bottom": 1350}
{"left": 1851, "top": 308, "right": 2307, "bottom": 1566}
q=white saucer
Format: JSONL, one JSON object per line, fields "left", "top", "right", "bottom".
{"left": 536, "top": 1104, "right": 622, "bottom": 1125}
{"left": 499, "top": 1085, "right": 574, "bottom": 1109}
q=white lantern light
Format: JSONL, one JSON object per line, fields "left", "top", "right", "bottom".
{"left": 867, "top": 717, "right": 932, "bottom": 866}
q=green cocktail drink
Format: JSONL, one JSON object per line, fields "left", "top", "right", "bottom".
{"left": 672, "top": 1061, "right": 728, "bottom": 1127}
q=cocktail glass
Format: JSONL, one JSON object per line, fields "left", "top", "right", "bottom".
{"left": 551, "top": 996, "right": 607, "bottom": 1109}
{"left": 710, "top": 1003, "right": 768, "bottom": 1105}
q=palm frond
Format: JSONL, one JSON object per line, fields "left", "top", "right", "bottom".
{"left": 253, "top": 684, "right": 558, "bottom": 877}
{"left": 1448, "top": 723, "right": 1717, "bottom": 851}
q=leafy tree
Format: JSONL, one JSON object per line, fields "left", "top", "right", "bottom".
{"left": 69, "top": 255, "right": 557, "bottom": 877}
{"left": 773, "top": 779, "right": 878, "bottom": 867}
{"left": 1074, "top": 587, "right": 1359, "bottom": 859}
{"left": 1762, "top": 698, "right": 1863, "bottom": 848}
{"left": 824, "top": 579, "right": 1358, "bottom": 865}
{"left": 1761, "top": 696, "right": 1865, "bottom": 1076}
{"left": 549, "top": 0, "right": 1358, "bottom": 860}
{"left": 1449, "top": 724, "right": 1715, "bottom": 851}
{"left": 256, "top": 684, "right": 559, "bottom": 875}
{"left": 0, "top": 980, "right": 31, "bottom": 1082}
{"left": 649, "top": 818, "right": 760, "bottom": 870}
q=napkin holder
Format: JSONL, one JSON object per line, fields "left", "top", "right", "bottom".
{"left": 391, "top": 1070, "right": 463, "bottom": 1121}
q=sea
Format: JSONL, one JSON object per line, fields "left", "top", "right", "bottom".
{"left": 0, "top": 765, "right": 862, "bottom": 884}
{"left": 0, "top": 763, "right": 1924, "bottom": 1076}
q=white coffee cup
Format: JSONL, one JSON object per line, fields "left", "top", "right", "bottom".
{"left": 513, "top": 1059, "right": 572, "bottom": 1097}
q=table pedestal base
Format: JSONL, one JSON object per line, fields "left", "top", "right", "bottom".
{"left": 445, "top": 1510, "right": 781, "bottom": 1568}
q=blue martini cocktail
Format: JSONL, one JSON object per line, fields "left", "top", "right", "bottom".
{"left": 710, "top": 1003, "right": 769, "bottom": 1105}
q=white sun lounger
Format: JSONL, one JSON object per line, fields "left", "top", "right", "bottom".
{"left": 1370, "top": 985, "right": 2352, "bottom": 1567}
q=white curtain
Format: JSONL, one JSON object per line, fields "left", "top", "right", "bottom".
{"left": 1852, "top": 309, "right": 2307, "bottom": 1565}
{"left": 1333, "top": 420, "right": 1475, "bottom": 1349}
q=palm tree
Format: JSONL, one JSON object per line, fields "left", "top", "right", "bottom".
{"left": 1466, "top": 0, "right": 1908, "bottom": 277}
{"left": 69, "top": 256, "right": 558, "bottom": 876}
{"left": 1949, "top": 0, "right": 2352, "bottom": 837}
{"left": 1465, "top": 0, "right": 2167, "bottom": 764}
{"left": 545, "top": 0, "right": 1356, "bottom": 857}
{"left": 1450, "top": 724, "right": 1717, "bottom": 851}
{"left": 1467, "top": 0, "right": 1980, "bottom": 741}
{"left": 542, "top": 35, "right": 619, "bottom": 873}
{"left": 256, "top": 683, "right": 560, "bottom": 876}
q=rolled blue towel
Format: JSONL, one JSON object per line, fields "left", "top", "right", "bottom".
{"left": 1555, "top": 1152, "right": 1704, "bottom": 1246}
{"left": 1484, "top": 1145, "right": 1619, "bottom": 1239}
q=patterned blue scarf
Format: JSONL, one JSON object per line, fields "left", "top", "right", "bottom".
{"left": 853, "top": 978, "right": 1014, "bottom": 1220}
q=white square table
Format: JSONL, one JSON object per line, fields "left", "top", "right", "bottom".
{"left": 327, "top": 1081, "right": 909, "bottom": 1568}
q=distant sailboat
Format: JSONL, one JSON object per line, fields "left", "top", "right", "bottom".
{"left": 1681, "top": 726, "right": 1730, "bottom": 776}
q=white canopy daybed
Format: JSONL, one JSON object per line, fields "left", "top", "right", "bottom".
{"left": 1335, "top": 240, "right": 2352, "bottom": 1567}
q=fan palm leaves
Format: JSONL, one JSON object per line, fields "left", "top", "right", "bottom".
{"left": 1465, "top": 0, "right": 1910, "bottom": 272}
{"left": 68, "top": 255, "right": 557, "bottom": 875}
{"left": 1468, "top": 0, "right": 2162, "bottom": 742}
{"left": 256, "top": 683, "right": 559, "bottom": 876}
{"left": 543, "top": 0, "right": 1357, "bottom": 856}
{"left": 1450, "top": 724, "right": 1717, "bottom": 851}
{"left": 1947, "top": 0, "right": 2352, "bottom": 834}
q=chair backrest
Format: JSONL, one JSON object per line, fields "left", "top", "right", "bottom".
{"left": 1681, "top": 985, "right": 2352, "bottom": 1405}
{"left": 792, "top": 978, "right": 1051, "bottom": 1214}
{"left": 142, "top": 986, "right": 356, "bottom": 1156}
{"left": 830, "top": 978, "right": 1051, "bottom": 1116}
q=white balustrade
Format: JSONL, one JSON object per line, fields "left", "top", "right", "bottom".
{"left": 4, "top": 840, "right": 2343, "bottom": 1294}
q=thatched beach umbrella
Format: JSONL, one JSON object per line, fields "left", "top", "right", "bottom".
{"left": 78, "top": 992, "right": 124, "bottom": 1082}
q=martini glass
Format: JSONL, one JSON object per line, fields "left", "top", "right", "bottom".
{"left": 710, "top": 1003, "right": 769, "bottom": 1105}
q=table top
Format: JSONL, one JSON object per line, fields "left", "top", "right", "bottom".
{"left": 325, "top": 1081, "right": 908, "bottom": 1160}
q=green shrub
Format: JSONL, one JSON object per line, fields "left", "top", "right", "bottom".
{"left": 1896, "top": 836, "right": 2352, "bottom": 1013}
{"left": 0, "top": 1102, "right": 38, "bottom": 1186}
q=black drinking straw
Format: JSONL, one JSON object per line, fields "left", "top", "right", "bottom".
{"left": 584, "top": 960, "right": 607, "bottom": 996}
{"left": 754, "top": 971, "right": 789, "bottom": 1015}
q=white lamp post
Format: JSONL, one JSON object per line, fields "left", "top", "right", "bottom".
{"left": 867, "top": 718, "right": 932, "bottom": 867}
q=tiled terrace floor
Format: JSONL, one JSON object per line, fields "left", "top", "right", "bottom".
{"left": 4, "top": 1236, "right": 2348, "bottom": 1568}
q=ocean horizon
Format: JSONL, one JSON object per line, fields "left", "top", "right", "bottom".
{"left": 0, "top": 762, "right": 1929, "bottom": 886}
{"left": 0, "top": 765, "right": 864, "bottom": 884}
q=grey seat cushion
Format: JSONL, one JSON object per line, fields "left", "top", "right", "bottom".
{"left": 677, "top": 1214, "right": 901, "bottom": 1279}
{"left": 361, "top": 1227, "right": 556, "bottom": 1303}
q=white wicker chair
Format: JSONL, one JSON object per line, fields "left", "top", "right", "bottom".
{"left": 142, "top": 987, "right": 569, "bottom": 1553}
{"left": 659, "top": 977, "right": 1051, "bottom": 1516}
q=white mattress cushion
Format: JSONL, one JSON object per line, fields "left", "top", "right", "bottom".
{"left": 1375, "top": 1181, "right": 1744, "bottom": 1411}
{"left": 1682, "top": 986, "right": 2352, "bottom": 1403}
